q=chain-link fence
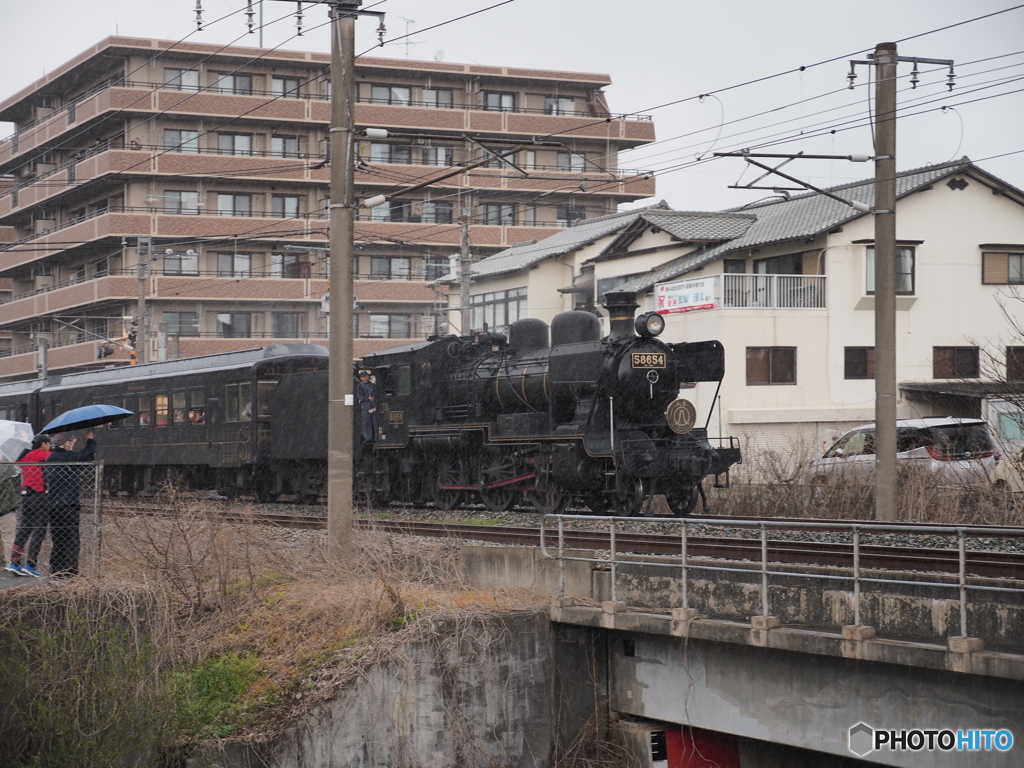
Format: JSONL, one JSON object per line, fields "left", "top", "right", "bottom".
{"left": 0, "top": 462, "right": 102, "bottom": 580}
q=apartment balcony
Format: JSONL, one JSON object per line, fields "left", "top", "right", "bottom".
{"left": 0, "top": 142, "right": 330, "bottom": 221}
{"left": 0, "top": 78, "right": 655, "bottom": 167}
{"left": 658, "top": 274, "right": 826, "bottom": 313}
{"left": 0, "top": 208, "right": 330, "bottom": 271}
{"left": 0, "top": 271, "right": 331, "bottom": 328}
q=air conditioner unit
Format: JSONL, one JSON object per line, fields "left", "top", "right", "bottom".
{"left": 34, "top": 220, "right": 56, "bottom": 235}
{"left": 34, "top": 275, "right": 54, "bottom": 291}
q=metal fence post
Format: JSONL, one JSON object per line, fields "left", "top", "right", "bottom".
{"left": 610, "top": 518, "right": 617, "bottom": 604}
{"left": 958, "top": 527, "right": 968, "bottom": 637}
{"left": 853, "top": 525, "right": 861, "bottom": 627}
{"left": 681, "top": 520, "right": 689, "bottom": 610}
{"left": 760, "top": 522, "right": 769, "bottom": 616}
{"left": 558, "top": 515, "right": 565, "bottom": 598}
{"left": 93, "top": 462, "right": 103, "bottom": 578}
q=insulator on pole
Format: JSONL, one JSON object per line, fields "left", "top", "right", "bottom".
{"left": 194, "top": 0, "right": 204, "bottom": 31}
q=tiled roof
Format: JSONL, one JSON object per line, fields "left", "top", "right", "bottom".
{"left": 618, "top": 158, "right": 979, "bottom": 293}
{"left": 639, "top": 211, "right": 756, "bottom": 241}
{"left": 434, "top": 202, "right": 673, "bottom": 284}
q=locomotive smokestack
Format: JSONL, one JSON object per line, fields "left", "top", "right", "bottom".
{"left": 603, "top": 291, "right": 640, "bottom": 339}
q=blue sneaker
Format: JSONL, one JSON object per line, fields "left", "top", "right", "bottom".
{"left": 5, "top": 562, "right": 27, "bottom": 577}
{"left": 21, "top": 564, "right": 43, "bottom": 579}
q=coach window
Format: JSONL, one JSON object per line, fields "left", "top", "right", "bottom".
{"left": 139, "top": 396, "right": 152, "bottom": 427}
{"left": 122, "top": 397, "right": 137, "bottom": 427}
{"left": 190, "top": 390, "right": 206, "bottom": 425}
{"left": 172, "top": 393, "right": 187, "bottom": 425}
{"left": 257, "top": 381, "right": 276, "bottom": 417}
{"left": 155, "top": 395, "right": 169, "bottom": 427}
{"left": 225, "top": 382, "right": 252, "bottom": 421}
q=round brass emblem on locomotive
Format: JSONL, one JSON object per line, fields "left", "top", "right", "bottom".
{"left": 665, "top": 398, "right": 697, "bottom": 435}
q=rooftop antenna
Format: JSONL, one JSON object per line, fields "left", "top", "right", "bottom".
{"left": 395, "top": 17, "right": 422, "bottom": 58}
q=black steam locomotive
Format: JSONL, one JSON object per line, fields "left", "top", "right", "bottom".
{"left": 347, "top": 291, "right": 740, "bottom": 516}
{"left": 0, "top": 291, "right": 739, "bottom": 515}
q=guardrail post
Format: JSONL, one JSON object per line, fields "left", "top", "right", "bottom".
{"left": 760, "top": 522, "right": 769, "bottom": 617}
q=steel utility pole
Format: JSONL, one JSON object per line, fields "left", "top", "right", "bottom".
{"left": 459, "top": 212, "right": 471, "bottom": 334}
{"left": 137, "top": 236, "right": 152, "bottom": 365}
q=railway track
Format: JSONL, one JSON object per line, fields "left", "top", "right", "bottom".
{"left": 106, "top": 502, "right": 1024, "bottom": 581}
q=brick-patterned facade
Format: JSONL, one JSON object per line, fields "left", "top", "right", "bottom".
{"left": 0, "top": 37, "right": 655, "bottom": 380}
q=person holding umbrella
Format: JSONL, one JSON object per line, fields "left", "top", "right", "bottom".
{"left": 43, "top": 430, "right": 96, "bottom": 578}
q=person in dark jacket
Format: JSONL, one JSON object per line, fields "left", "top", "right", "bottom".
{"left": 6, "top": 434, "right": 52, "bottom": 578}
{"left": 43, "top": 430, "right": 96, "bottom": 578}
{"left": 356, "top": 370, "right": 377, "bottom": 443}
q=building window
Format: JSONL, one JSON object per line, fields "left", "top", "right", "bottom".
{"left": 866, "top": 246, "right": 915, "bottom": 294}
{"left": 217, "top": 313, "right": 251, "bottom": 338}
{"left": 371, "top": 257, "right": 411, "bottom": 279}
{"left": 523, "top": 150, "right": 537, "bottom": 170}
{"left": 272, "top": 76, "right": 301, "bottom": 97}
{"left": 217, "top": 253, "right": 251, "bottom": 278}
{"left": 844, "top": 347, "right": 875, "bottom": 379}
{"left": 367, "top": 314, "right": 411, "bottom": 338}
{"left": 272, "top": 312, "right": 300, "bottom": 337}
{"left": 557, "top": 152, "right": 586, "bottom": 173}
{"left": 425, "top": 256, "right": 450, "bottom": 281}
{"left": 982, "top": 252, "right": 1024, "bottom": 284}
{"left": 933, "top": 346, "right": 979, "bottom": 378}
{"left": 483, "top": 203, "right": 514, "bottom": 226}
{"left": 746, "top": 347, "right": 796, "bottom": 385}
{"left": 423, "top": 145, "right": 453, "bottom": 166}
{"left": 164, "top": 129, "right": 199, "bottom": 153}
{"left": 271, "top": 135, "right": 299, "bottom": 158}
{"left": 545, "top": 96, "right": 574, "bottom": 115}
{"left": 164, "top": 311, "right": 199, "bottom": 336}
{"left": 370, "top": 85, "right": 411, "bottom": 106}
{"left": 218, "top": 133, "right": 253, "bottom": 156}
{"left": 470, "top": 288, "right": 527, "bottom": 332}
{"left": 271, "top": 253, "right": 302, "bottom": 278}
{"left": 215, "top": 73, "right": 253, "bottom": 95}
{"left": 272, "top": 195, "right": 300, "bottom": 218}
{"left": 369, "top": 199, "right": 418, "bottom": 222}
{"left": 484, "top": 92, "right": 515, "bottom": 112}
{"left": 368, "top": 143, "right": 411, "bottom": 164}
{"left": 217, "top": 193, "right": 252, "bottom": 217}
{"left": 1008, "top": 347, "right": 1024, "bottom": 381}
{"left": 423, "top": 201, "right": 453, "bottom": 224}
{"left": 423, "top": 88, "right": 453, "bottom": 108}
{"left": 556, "top": 206, "right": 585, "bottom": 227}
{"left": 163, "top": 68, "right": 199, "bottom": 91}
{"left": 163, "top": 250, "right": 199, "bottom": 275}
{"left": 724, "top": 259, "right": 746, "bottom": 274}
{"left": 521, "top": 205, "right": 536, "bottom": 226}
{"left": 163, "top": 190, "right": 199, "bottom": 215}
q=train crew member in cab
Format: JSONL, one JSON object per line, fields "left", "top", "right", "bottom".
{"left": 6, "top": 434, "right": 52, "bottom": 578}
{"left": 43, "top": 430, "right": 97, "bottom": 578}
{"left": 357, "top": 370, "right": 376, "bottom": 444}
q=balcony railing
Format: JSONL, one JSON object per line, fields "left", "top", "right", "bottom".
{"left": 660, "top": 274, "right": 826, "bottom": 312}
{"left": 1, "top": 77, "right": 653, "bottom": 148}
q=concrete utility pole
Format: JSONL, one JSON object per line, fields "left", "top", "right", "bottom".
{"left": 460, "top": 212, "right": 471, "bottom": 334}
{"left": 327, "top": 0, "right": 359, "bottom": 562}
{"left": 873, "top": 42, "right": 898, "bottom": 522}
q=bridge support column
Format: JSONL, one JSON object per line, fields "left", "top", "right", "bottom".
{"left": 842, "top": 625, "right": 876, "bottom": 659}
{"left": 750, "top": 615, "right": 780, "bottom": 646}
{"left": 948, "top": 636, "right": 984, "bottom": 673}
{"left": 601, "top": 601, "right": 626, "bottom": 629}
{"left": 671, "top": 608, "right": 700, "bottom": 637}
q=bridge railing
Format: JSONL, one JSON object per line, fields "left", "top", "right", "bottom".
{"left": 540, "top": 515, "right": 1024, "bottom": 641}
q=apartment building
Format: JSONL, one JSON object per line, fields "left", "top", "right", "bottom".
{"left": 0, "top": 37, "right": 655, "bottom": 379}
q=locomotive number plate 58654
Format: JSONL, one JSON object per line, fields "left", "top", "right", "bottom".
{"left": 631, "top": 352, "right": 666, "bottom": 369}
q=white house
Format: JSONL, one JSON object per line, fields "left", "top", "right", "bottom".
{"left": 448, "top": 158, "right": 1024, "bottom": 461}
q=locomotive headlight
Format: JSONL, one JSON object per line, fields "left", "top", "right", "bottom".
{"left": 635, "top": 311, "right": 666, "bottom": 338}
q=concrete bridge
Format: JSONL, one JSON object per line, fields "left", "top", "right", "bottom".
{"left": 464, "top": 518, "right": 1024, "bottom": 768}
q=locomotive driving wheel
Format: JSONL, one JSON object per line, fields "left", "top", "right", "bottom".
{"left": 431, "top": 455, "right": 464, "bottom": 512}
{"left": 479, "top": 451, "right": 519, "bottom": 513}
{"left": 612, "top": 477, "right": 645, "bottom": 517}
{"left": 665, "top": 484, "right": 700, "bottom": 517}
{"left": 527, "top": 484, "right": 568, "bottom": 515}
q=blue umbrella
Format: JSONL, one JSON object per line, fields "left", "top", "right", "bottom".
{"left": 43, "top": 404, "right": 135, "bottom": 433}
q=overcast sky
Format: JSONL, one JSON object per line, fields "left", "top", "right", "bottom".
{"left": 1, "top": 0, "right": 1022, "bottom": 211}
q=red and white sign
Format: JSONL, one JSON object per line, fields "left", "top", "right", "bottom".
{"left": 656, "top": 277, "right": 716, "bottom": 314}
